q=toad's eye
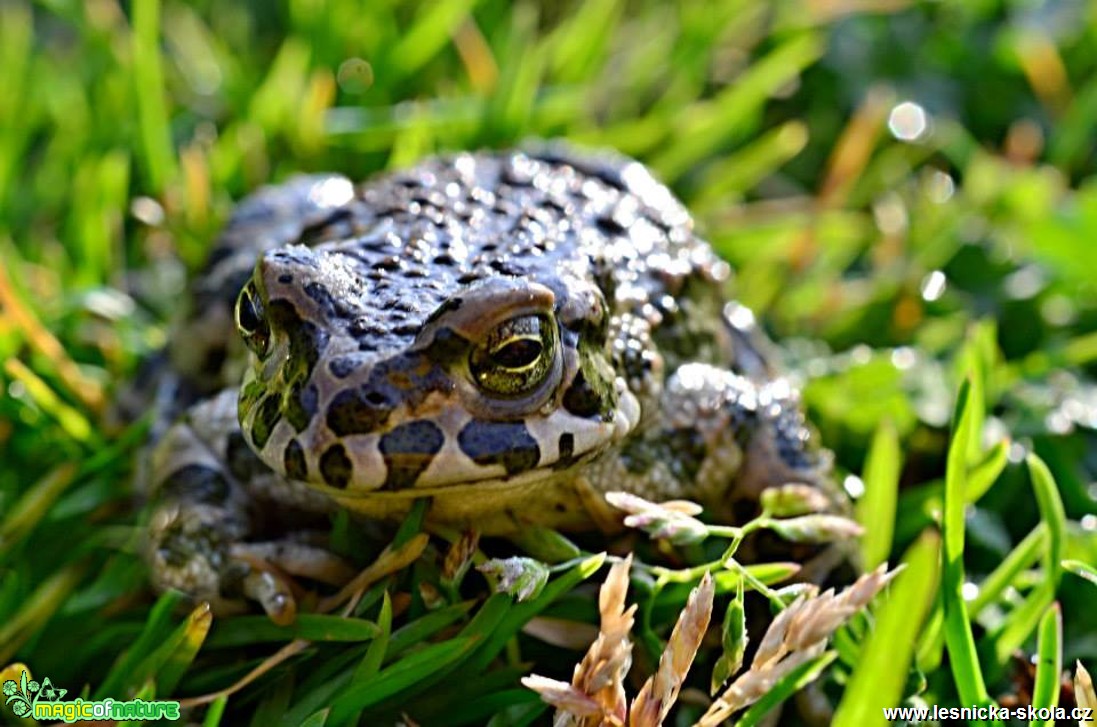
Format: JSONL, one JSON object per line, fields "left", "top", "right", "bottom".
{"left": 470, "top": 314, "right": 556, "bottom": 397}
{"left": 235, "top": 282, "right": 271, "bottom": 358}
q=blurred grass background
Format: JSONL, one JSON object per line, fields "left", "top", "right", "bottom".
{"left": 2, "top": 0, "right": 1097, "bottom": 724}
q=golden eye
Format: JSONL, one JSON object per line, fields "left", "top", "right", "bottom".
{"left": 470, "top": 315, "right": 555, "bottom": 397}
{"left": 235, "top": 282, "right": 271, "bottom": 358}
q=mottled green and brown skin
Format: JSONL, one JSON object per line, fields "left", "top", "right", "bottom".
{"left": 144, "top": 146, "right": 832, "bottom": 621}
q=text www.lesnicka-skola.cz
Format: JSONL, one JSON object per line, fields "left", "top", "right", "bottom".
{"left": 883, "top": 705, "right": 1093, "bottom": 722}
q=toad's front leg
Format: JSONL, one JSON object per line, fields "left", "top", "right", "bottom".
{"left": 585, "top": 363, "right": 834, "bottom": 517}
{"left": 144, "top": 390, "right": 353, "bottom": 624}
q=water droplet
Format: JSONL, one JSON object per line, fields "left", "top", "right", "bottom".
{"left": 873, "top": 193, "right": 908, "bottom": 235}
{"left": 920, "top": 270, "right": 947, "bottom": 302}
{"left": 1007, "top": 441, "right": 1028, "bottom": 463}
{"left": 927, "top": 170, "right": 955, "bottom": 203}
{"left": 337, "top": 58, "right": 374, "bottom": 93}
{"left": 888, "top": 101, "right": 929, "bottom": 142}
{"left": 891, "top": 346, "right": 917, "bottom": 370}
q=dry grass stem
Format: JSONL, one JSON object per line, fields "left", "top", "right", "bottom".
{"left": 631, "top": 571, "right": 715, "bottom": 727}
{"left": 698, "top": 564, "right": 900, "bottom": 725}
{"left": 526, "top": 555, "right": 637, "bottom": 726}
{"left": 1077, "top": 661, "right": 1096, "bottom": 726}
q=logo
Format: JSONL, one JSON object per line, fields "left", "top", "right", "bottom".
{"left": 3, "top": 670, "right": 180, "bottom": 723}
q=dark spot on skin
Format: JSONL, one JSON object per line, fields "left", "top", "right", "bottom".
{"left": 379, "top": 420, "right": 445, "bottom": 490}
{"left": 251, "top": 394, "right": 282, "bottom": 449}
{"left": 349, "top": 317, "right": 386, "bottom": 338}
{"left": 562, "top": 370, "right": 609, "bottom": 420}
{"left": 554, "top": 502, "right": 567, "bottom": 513}
{"left": 299, "top": 206, "right": 356, "bottom": 245}
{"left": 328, "top": 356, "right": 360, "bottom": 378}
{"left": 160, "top": 464, "right": 231, "bottom": 505}
{"left": 553, "top": 432, "right": 578, "bottom": 471}
{"left": 542, "top": 199, "right": 567, "bottom": 215}
{"left": 374, "top": 256, "right": 402, "bottom": 272}
{"left": 534, "top": 149, "right": 627, "bottom": 191}
{"left": 595, "top": 215, "right": 627, "bottom": 236}
{"left": 489, "top": 258, "right": 526, "bottom": 276}
{"left": 278, "top": 274, "right": 293, "bottom": 284}
{"left": 284, "top": 381, "right": 318, "bottom": 432}
{"left": 457, "top": 420, "right": 540, "bottom": 475}
{"left": 304, "top": 282, "right": 339, "bottom": 318}
{"left": 284, "top": 439, "right": 308, "bottom": 480}
{"left": 326, "top": 385, "right": 395, "bottom": 436}
{"left": 393, "top": 322, "right": 421, "bottom": 335}
{"left": 226, "top": 430, "right": 268, "bottom": 481}
{"left": 319, "top": 443, "right": 353, "bottom": 489}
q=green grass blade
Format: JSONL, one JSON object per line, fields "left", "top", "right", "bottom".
{"left": 386, "top": 600, "right": 478, "bottom": 656}
{"left": 95, "top": 590, "right": 184, "bottom": 699}
{"left": 1030, "top": 602, "right": 1062, "bottom": 726}
{"left": 1026, "top": 454, "right": 1066, "bottom": 590}
{"left": 299, "top": 709, "right": 329, "bottom": 727}
{"left": 143, "top": 601, "right": 213, "bottom": 696}
{"left": 692, "top": 121, "right": 810, "bottom": 209}
{"left": 970, "top": 524, "right": 1046, "bottom": 616}
{"left": 652, "top": 32, "right": 823, "bottom": 181}
{"left": 465, "top": 552, "right": 606, "bottom": 672}
{"left": 894, "top": 439, "right": 1010, "bottom": 546}
{"left": 856, "top": 418, "right": 901, "bottom": 569}
{"left": 915, "top": 603, "right": 945, "bottom": 672}
{"left": 131, "top": 0, "right": 177, "bottom": 193}
{"left": 941, "top": 378, "right": 994, "bottom": 713}
{"left": 1063, "top": 559, "right": 1097, "bottom": 588}
{"left": 201, "top": 695, "right": 229, "bottom": 727}
{"left": 993, "top": 584, "right": 1054, "bottom": 664}
{"left": 0, "top": 562, "right": 85, "bottom": 666}
{"left": 966, "top": 438, "right": 1010, "bottom": 503}
{"left": 354, "top": 590, "right": 392, "bottom": 681}
{"left": 326, "top": 635, "right": 480, "bottom": 723}
{"left": 0, "top": 464, "right": 78, "bottom": 560}
{"left": 389, "top": 0, "right": 476, "bottom": 75}
{"left": 833, "top": 530, "right": 941, "bottom": 727}
{"left": 205, "top": 614, "right": 380, "bottom": 648}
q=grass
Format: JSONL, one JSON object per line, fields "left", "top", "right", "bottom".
{"left": 2, "top": 0, "right": 1097, "bottom": 724}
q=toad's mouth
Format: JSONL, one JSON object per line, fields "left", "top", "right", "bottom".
{"left": 316, "top": 448, "right": 603, "bottom": 501}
